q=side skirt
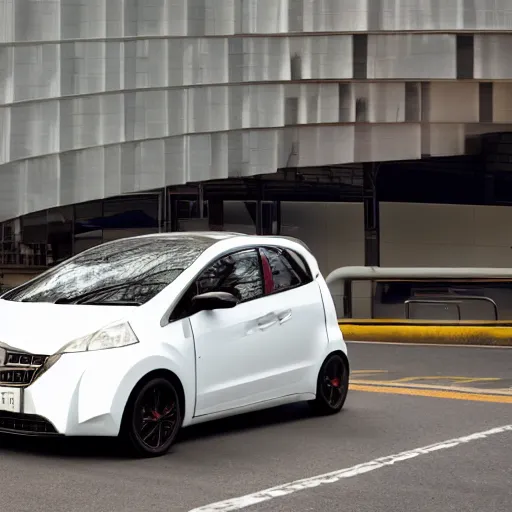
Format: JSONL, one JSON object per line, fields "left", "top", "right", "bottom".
{"left": 182, "top": 393, "right": 315, "bottom": 427}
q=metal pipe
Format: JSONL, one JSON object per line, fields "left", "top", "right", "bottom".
{"left": 326, "top": 266, "right": 512, "bottom": 285}
{"left": 326, "top": 266, "right": 512, "bottom": 319}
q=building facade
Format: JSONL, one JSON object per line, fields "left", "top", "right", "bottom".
{"left": 2, "top": 0, "right": 512, "bottom": 283}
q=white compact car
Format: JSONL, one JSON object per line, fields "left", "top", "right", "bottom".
{"left": 0, "top": 232, "right": 349, "bottom": 457}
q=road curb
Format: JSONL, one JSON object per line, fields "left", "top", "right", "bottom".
{"left": 339, "top": 322, "right": 512, "bottom": 346}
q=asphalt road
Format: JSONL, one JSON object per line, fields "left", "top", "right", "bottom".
{"left": 348, "top": 341, "right": 512, "bottom": 391}
{"left": 1, "top": 342, "right": 511, "bottom": 512}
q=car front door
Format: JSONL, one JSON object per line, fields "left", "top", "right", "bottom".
{"left": 187, "top": 248, "right": 286, "bottom": 417}
{"left": 257, "top": 246, "right": 328, "bottom": 394}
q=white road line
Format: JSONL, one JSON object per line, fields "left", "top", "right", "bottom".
{"left": 188, "top": 424, "right": 512, "bottom": 512}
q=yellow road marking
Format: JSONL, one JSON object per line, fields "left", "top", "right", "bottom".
{"left": 391, "top": 376, "right": 501, "bottom": 384}
{"left": 351, "top": 370, "right": 389, "bottom": 374}
{"left": 350, "top": 379, "right": 512, "bottom": 396}
{"left": 455, "top": 377, "right": 502, "bottom": 384}
{"left": 350, "top": 384, "right": 512, "bottom": 404}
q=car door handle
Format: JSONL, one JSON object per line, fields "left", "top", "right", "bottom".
{"left": 258, "top": 319, "right": 277, "bottom": 330}
{"left": 257, "top": 314, "right": 278, "bottom": 331}
{"left": 277, "top": 309, "right": 292, "bottom": 324}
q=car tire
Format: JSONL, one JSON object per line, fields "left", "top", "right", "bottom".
{"left": 120, "top": 377, "right": 182, "bottom": 458}
{"left": 309, "top": 353, "right": 349, "bottom": 416}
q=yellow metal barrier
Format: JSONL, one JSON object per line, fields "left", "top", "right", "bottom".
{"left": 339, "top": 320, "right": 512, "bottom": 346}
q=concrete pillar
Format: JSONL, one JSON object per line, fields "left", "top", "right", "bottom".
{"left": 208, "top": 199, "right": 224, "bottom": 231}
{"left": 363, "top": 163, "right": 380, "bottom": 267}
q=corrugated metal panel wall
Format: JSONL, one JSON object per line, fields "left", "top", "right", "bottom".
{"left": 1, "top": 0, "right": 512, "bottom": 220}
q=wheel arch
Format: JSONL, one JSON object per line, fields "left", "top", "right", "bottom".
{"left": 324, "top": 349, "right": 350, "bottom": 376}
{"left": 310, "top": 349, "right": 350, "bottom": 414}
{"left": 120, "top": 368, "right": 186, "bottom": 428}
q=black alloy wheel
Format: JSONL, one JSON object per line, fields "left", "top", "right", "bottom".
{"left": 309, "top": 353, "right": 349, "bottom": 415}
{"left": 122, "top": 377, "right": 182, "bottom": 457}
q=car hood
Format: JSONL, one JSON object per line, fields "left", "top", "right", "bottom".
{"left": 0, "top": 299, "right": 136, "bottom": 355}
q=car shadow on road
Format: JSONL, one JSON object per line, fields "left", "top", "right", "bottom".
{"left": 0, "top": 434, "right": 123, "bottom": 460}
{"left": 178, "top": 402, "right": 317, "bottom": 444}
{"left": 0, "top": 402, "right": 328, "bottom": 460}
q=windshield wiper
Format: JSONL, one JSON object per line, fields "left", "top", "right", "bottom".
{"left": 75, "top": 300, "right": 142, "bottom": 306}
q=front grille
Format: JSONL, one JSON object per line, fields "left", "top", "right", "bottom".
{"left": 6, "top": 353, "right": 47, "bottom": 366}
{"left": 0, "top": 352, "right": 48, "bottom": 387}
{"left": 0, "top": 412, "right": 58, "bottom": 435}
{"left": 0, "top": 368, "right": 36, "bottom": 385}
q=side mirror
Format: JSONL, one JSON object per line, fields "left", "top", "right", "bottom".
{"left": 191, "top": 291, "right": 239, "bottom": 313}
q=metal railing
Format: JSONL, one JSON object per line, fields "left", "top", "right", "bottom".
{"left": 404, "top": 296, "right": 499, "bottom": 321}
{"left": 405, "top": 299, "right": 463, "bottom": 321}
{"left": 326, "top": 266, "right": 512, "bottom": 320}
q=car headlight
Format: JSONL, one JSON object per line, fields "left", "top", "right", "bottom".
{"left": 56, "top": 322, "right": 139, "bottom": 354}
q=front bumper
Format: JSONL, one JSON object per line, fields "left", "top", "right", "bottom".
{"left": 0, "top": 411, "right": 61, "bottom": 436}
{"left": 0, "top": 346, "right": 141, "bottom": 437}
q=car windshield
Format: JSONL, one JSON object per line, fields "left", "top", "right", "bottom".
{"left": 2, "top": 236, "right": 215, "bottom": 305}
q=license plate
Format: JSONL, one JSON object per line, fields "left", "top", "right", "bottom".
{"left": 0, "top": 387, "right": 21, "bottom": 413}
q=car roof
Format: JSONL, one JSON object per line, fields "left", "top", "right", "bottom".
{"left": 101, "top": 232, "right": 313, "bottom": 260}
{"left": 120, "top": 231, "right": 310, "bottom": 250}
{"left": 71, "top": 231, "right": 319, "bottom": 282}
{"left": 138, "top": 231, "right": 244, "bottom": 242}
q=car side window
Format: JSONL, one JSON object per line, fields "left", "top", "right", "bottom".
{"left": 197, "top": 249, "right": 263, "bottom": 302}
{"left": 170, "top": 249, "right": 264, "bottom": 322}
{"left": 260, "top": 247, "right": 305, "bottom": 293}
{"left": 285, "top": 249, "right": 313, "bottom": 281}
